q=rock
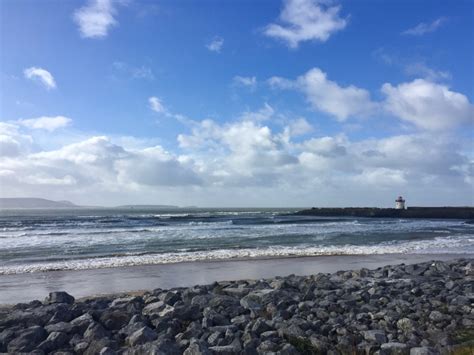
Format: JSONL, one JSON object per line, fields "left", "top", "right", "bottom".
{"left": 240, "top": 289, "right": 275, "bottom": 312}
{"left": 45, "top": 321, "right": 77, "bottom": 334}
{"left": 278, "top": 324, "right": 305, "bottom": 339}
{"left": 7, "top": 325, "right": 47, "bottom": 353}
{"left": 278, "top": 343, "right": 300, "bottom": 354}
{"left": 252, "top": 318, "right": 272, "bottom": 335}
{"left": 100, "top": 309, "right": 131, "bottom": 330}
{"left": 428, "top": 311, "right": 446, "bottom": 322}
{"left": 142, "top": 301, "right": 167, "bottom": 316}
{"left": 257, "top": 340, "right": 278, "bottom": 353}
{"left": 74, "top": 341, "right": 89, "bottom": 353}
{"left": 0, "top": 329, "right": 16, "bottom": 352}
{"left": 363, "top": 329, "right": 387, "bottom": 344}
{"left": 380, "top": 342, "right": 409, "bottom": 355}
{"left": 83, "top": 322, "right": 109, "bottom": 341}
{"left": 99, "top": 347, "right": 116, "bottom": 355}
{"left": 84, "top": 338, "right": 117, "bottom": 355}
{"left": 126, "top": 338, "right": 181, "bottom": 354}
{"left": 208, "top": 338, "right": 242, "bottom": 354}
{"left": 45, "top": 291, "right": 75, "bottom": 305}
{"left": 158, "top": 290, "right": 181, "bottom": 305}
{"left": 184, "top": 340, "right": 211, "bottom": 355}
{"left": 70, "top": 313, "right": 94, "bottom": 333}
{"left": 38, "top": 331, "right": 69, "bottom": 352}
{"left": 126, "top": 326, "right": 157, "bottom": 346}
{"left": 410, "top": 347, "right": 439, "bottom": 355}
{"left": 208, "top": 331, "right": 223, "bottom": 346}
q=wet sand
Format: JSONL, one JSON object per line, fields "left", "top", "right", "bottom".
{"left": 0, "top": 253, "right": 471, "bottom": 304}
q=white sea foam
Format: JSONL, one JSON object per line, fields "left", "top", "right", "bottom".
{"left": 0, "top": 235, "right": 472, "bottom": 275}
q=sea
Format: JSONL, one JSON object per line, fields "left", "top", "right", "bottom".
{"left": 0, "top": 208, "right": 473, "bottom": 275}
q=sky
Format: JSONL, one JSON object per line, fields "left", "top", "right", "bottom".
{"left": 0, "top": 0, "right": 473, "bottom": 207}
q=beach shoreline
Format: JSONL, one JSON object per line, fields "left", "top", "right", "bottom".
{"left": 1, "top": 253, "right": 471, "bottom": 305}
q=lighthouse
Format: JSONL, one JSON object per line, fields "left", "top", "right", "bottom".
{"left": 395, "top": 196, "right": 406, "bottom": 209}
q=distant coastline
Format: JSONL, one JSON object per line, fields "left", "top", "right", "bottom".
{"left": 296, "top": 206, "right": 474, "bottom": 219}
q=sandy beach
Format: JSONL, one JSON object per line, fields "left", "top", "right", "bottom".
{"left": 1, "top": 253, "right": 471, "bottom": 305}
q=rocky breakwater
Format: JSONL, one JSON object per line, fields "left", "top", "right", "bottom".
{"left": 0, "top": 259, "right": 473, "bottom": 355}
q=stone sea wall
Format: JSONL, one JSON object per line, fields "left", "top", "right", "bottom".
{"left": 295, "top": 207, "right": 474, "bottom": 220}
{"left": 0, "top": 259, "right": 473, "bottom": 354}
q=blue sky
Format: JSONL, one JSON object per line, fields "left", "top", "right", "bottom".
{"left": 0, "top": 0, "right": 473, "bottom": 207}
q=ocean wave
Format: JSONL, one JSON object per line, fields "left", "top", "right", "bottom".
{"left": 1, "top": 235, "right": 472, "bottom": 275}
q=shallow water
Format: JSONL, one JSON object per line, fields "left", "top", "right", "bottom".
{"left": 0, "top": 207, "right": 472, "bottom": 274}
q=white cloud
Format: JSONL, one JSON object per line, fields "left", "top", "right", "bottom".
{"left": 206, "top": 36, "right": 224, "bottom": 53}
{"left": 402, "top": 17, "right": 446, "bottom": 36}
{"left": 0, "top": 135, "right": 21, "bottom": 158}
{"left": 73, "top": 0, "right": 117, "bottom": 39}
{"left": 404, "top": 63, "right": 451, "bottom": 82}
{"left": 264, "top": 0, "right": 347, "bottom": 48}
{"left": 271, "top": 68, "right": 376, "bottom": 120}
{"left": 353, "top": 168, "right": 406, "bottom": 187}
{"left": 287, "top": 117, "right": 313, "bottom": 136}
{"left": 382, "top": 79, "right": 473, "bottom": 131}
{"left": 0, "top": 110, "right": 472, "bottom": 206}
{"left": 148, "top": 97, "right": 167, "bottom": 114}
{"left": 18, "top": 116, "right": 72, "bottom": 132}
{"left": 23, "top": 67, "right": 56, "bottom": 90}
{"left": 233, "top": 76, "right": 257, "bottom": 90}
{"left": 239, "top": 103, "right": 275, "bottom": 122}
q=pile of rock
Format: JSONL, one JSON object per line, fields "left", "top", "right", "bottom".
{"left": 0, "top": 259, "right": 472, "bottom": 354}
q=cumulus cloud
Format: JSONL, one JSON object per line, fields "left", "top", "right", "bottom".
{"left": 239, "top": 103, "right": 275, "bottom": 122}
{"left": 24, "top": 67, "right": 56, "bottom": 90}
{"left": 73, "top": 0, "right": 118, "bottom": 39}
{"left": 0, "top": 110, "right": 472, "bottom": 206}
{"left": 269, "top": 68, "right": 473, "bottom": 130}
{"left": 206, "top": 36, "right": 224, "bottom": 53}
{"left": 233, "top": 76, "right": 257, "bottom": 90}
{"left": 381, "top": 79, "right": 473, "bottom": 131}
{"left": 264, "top": 0, "right": 347, "bottom": 48}
{"left": 18, "top": 116, "right": 72, "bottom": 132}
{"left": 287, "top": 118, "right": 313, "bottom": 136}
{"left": 271, "top": 68, "right": 376, "bottom": 120}
{"left": 402, "top": 17, "right": 446, "bottom": 36}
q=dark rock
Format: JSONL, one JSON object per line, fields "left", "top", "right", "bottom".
{"left": 363, "top": 329, "right": 387, "bottom": 344}
{"left": 380, "top": 342, "right": 409, "bottom": 355}
{"left": 184, "top": 340, "right": 211, "bottom": 355}
{"left": 70, "top": 313, "right": 94, "bottom": 334}
{"left": 83, "top": 322, "right": 109, "bottom": 341}
{"left": 38, "top": 331, "right": 69, "bottom": 353}
{"left": 126, "top": 326, "right": 157, "bottom": 346}
{"left": 7, "top": 325, "right": 47, "bottom": 353}
{"left": 100, "top": 309, "right": 131, "bottom": 330}
{"left": 45, "top": 291, "right": 75, "bottom": 305}
{"left": 45, "top": 321, "right": 77, "bottom": 334}
{"left": 208, "top": 338, "right": 242, "bottom": 354}
{"left": 240, "top": 289, "right": 275, "bottom": 312}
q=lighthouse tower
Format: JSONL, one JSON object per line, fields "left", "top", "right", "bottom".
{"left": 395, "top": 196, "right": 406, "bottom": 209}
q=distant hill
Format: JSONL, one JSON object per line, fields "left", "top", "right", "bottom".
{"left": 0, "top": 198, "right": 79, "bottom": 209}
{"left": 115, "top": 205, "right": 180, "bottom": 209}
